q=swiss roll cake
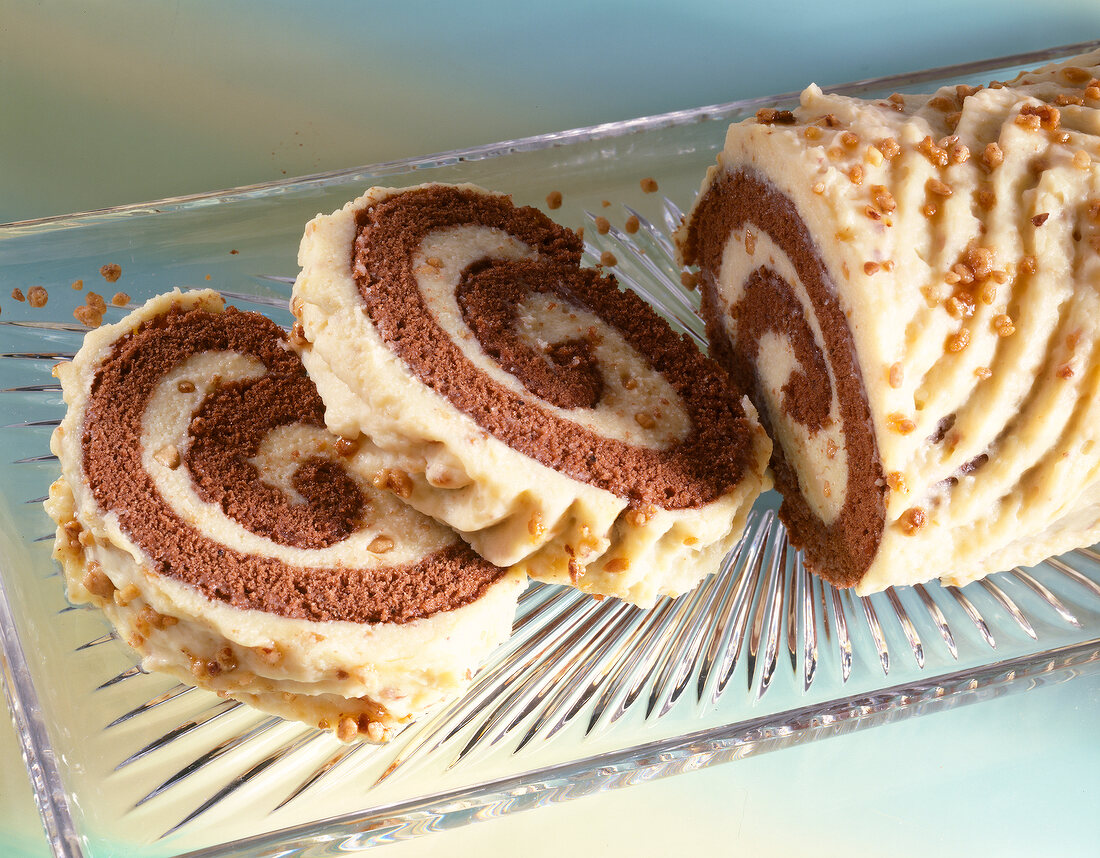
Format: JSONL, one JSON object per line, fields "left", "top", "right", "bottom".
{"left": 292, "top": 183, "right": 771, "bottom": 607}
{"left": 678, "top": 50, "right": 1100, "bottom": 595}
{"left": 46, "top": 290, "right": 525, "bottom": 742}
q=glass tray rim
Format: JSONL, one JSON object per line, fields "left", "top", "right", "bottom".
{"left": 2, "top": 39, "right": 1100, "bottom": 858}
{"left": 2, "top": 39, "right": 1098, "bottom": 232}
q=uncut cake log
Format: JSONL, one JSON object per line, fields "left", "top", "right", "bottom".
{"left": 292, "top": 183, "right": 770, "bottom": 608}
{"left": 46, "top": 290, "right": 525, "bottom": 742}
{"left": 678, "top": 50, "right": 1100, "bottom": 595}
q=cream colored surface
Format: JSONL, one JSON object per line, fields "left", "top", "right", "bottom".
{"left": 293, "top": 183, "right": 771, "bottom": 607}
{"left": 682, "top": 50, "right": 1100, "bottom": 594}
{"left": 46, "top": 289, "right": 526, "bottom": 740}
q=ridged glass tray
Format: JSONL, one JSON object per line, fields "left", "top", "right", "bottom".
{"left": 3, "top": 42, "right": 1100, "bottom": 858}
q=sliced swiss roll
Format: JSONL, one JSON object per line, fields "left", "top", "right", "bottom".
{"left": 46, "top": 290, "right": 525, "bottom": 742}
{"left": 292, "top": 183, "right": 770, "bottom": 607}
{"left": 678, "top": 50, "right": 1100, "bottom": 595}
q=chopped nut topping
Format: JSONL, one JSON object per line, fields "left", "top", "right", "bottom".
{"left": 755, "top": 108, "right": 795, "bottom": 125}
{"left": 956, "top": 84, "right": 980, "bottom": 101}
{"left": 864, "top": 261, "right": 880, "bottom": 275}
{"left": 334, "top": 436, "right": 360, "bottom": 457}
{"left": 1014, "top": 112, "right": 1041, "bottom": 131}
{"left": 601, "top": 200, "right": 611, "bottom": 208}
{"left": 982, "top": 142, "right": 1004, "bottom": 170}
{"left": 336, "top": 717, "right": 358, "bottom": 742}
{"left": 82, "top": 562, "right": 116, "bottom": 600}
{"left": 976, "top": 189, "right": 996, "bottom": 210}
{"left": 946, "top": 328, "right": 971, "bottom": 352}
{"left": 848, "top": 165, "right": 864, "bottom": 185}
{"left": 876, "top": 137, "right": 901, "bottom": 159}
{"left": 368, "top": 535, "right": 395, "bottom": 554}
{"left": 111, "top": 291, "right": 130, "bottom": 306}
{"left": 1087, "top": 85, "right": 1100, "bottom": 100}
{"left": 154, "top": 445, "right": 181, "bottom": 469}
{"left": 887, "top": 412, "right": 916, "bottom": 434}
{"left": 840, "top": 131, "right": 859, "bottom": 148}
{"left": 528, "top": 512, "right": 545, "bottom": 538}
{"left": 922, "top": 203, "right": 938, "bottom": 218}
{"left": 975, "top": 366, "right": 992, "bottom": 380}
{"left": 546, "top": 190, "right": 563, "bottom": 209}
{"left": 71, "top": 279, "right": 83, "bottom": 290}
{"left": 888, "top": 92, "right": 906, "bottom": 106}
{"left": 289, "top": 321, "right": 309, "bottom": 347}
{"left": 680, "top": 271, "right": 698, "bottom": 290}
{"left": 945, "top": 294, "right": 975, "bottom": 318}
{"left": 1032, "top": 212, "right": 1050, "bottom": 227}
{"left": 871, "top": 185, "right": 896, "bottom": 213}
{"left": 993, "top": 314, "right": 1016, "bottom": 337}
{"left": 640, "top": 177, "right": 659, "bottom": 193}
{"left": 100, "top": 263, "right": 122, "bottom": 283}
{"left": 950, "top": 143, "right": 970, "bottom": 164}
{"left": 825, "top": 439, "right": 838, "bottom": 459}
{"left": 1056, "top": 93, "right": 1085, "bottom": 106}
{"left": 1057, "top": 363, "right": 1075, "bottom": 379}
{"left": 366, "top": 721, "right": 387, "bottom": 743}
{"left": 901, "top": 507, "right": 927, "bottom": 535}
{"left": 812, "top": 182, "right": 826, "bottom": 195}
{"left": 624, "top": 215, "right": 640, "bottom": 234}
{"left": 865, "top": 145, "right": 884, "bottom": 167}
{"left": 864, "top": 205, "right": 883, "bottom": 221}
{"left": 926, "top": 178, "right": 953, "bottom": 197}
{"left": 744, "top": 230, "right": 756, "bottom": 254}
{"left": 634, "top": 411, "right": 656, "bottom": 430}
{"left": 600, "top": 250, "right": 617, "bottom": 267}
{"left": 917, "top": 135, "right": 949, "bottom": 167}
{"left": 950, "top": 262, "right": 974, "bottom": 284}
{"left": 114, "top": 583, "right": 140, "bottom": 608}
{"left": 621, "top": 373, "right": 638, "bottom": 390}
{"left": 425, "top": 256, "right": 443, "bottom": 269}
{"left": 1074, "top": 150, "right": 1092, "bottom": 170}
{"left": 595, "top": 216, "right": 611, "bottom": 235}
{"left": 1061, "top": 66, "right": 1093, "bottom": 84}
{"left": 927, "top": 95, "right": 956, "bottom": 112}
{"left": 965, "top": 247, "right": 995, "bottom": 278}
{"left": 604, "top": 557, "right": 629, "bottom": 573}
{"left": 887, "top": 471, "right": 909, "bottom": 494}
{"left": 819, "top": 113, "right": 841, "bottom": 128}
{"left": 888, "top": 362, "right": 904, "bottom": 388}
{"left": 372, "top": 468, "right": 413, "bottom": 498}
{"left": 27, "top": 285, "right": 48, "bottom": 307}
{"left": 979, "top": 282, "right": 997, "bottom": 305}
{"left": 1020, "top": 255, "right": 1037, "bottom": 274}
{"left": 10, "top": 288, "right": 23, "bottom": 302}
{"left": 804, "top": 125, "right": 823, "bottom": 141}
{"left": 176, "top": 380, "right": 196, "bottom": 394}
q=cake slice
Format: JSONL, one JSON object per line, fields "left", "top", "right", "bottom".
{"left": 292, "top": 183, "right": 770, "bottom": 607}
{"left": 46, "top": 289, "right": 525, "bottom": 741}
{"left": 678, "top": 50, "right": 1100, "bottom": 594}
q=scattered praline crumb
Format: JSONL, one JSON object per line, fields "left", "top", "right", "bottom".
{"left": 100, "top": 263, "right": 122, "bottom": 283}
{"left": 71, "top": 279, "right": 83, "bottom": 291}
{"left": 27, "top": 285, "right": 48, "bottom": 307}
{"left": 594, "top": 216, "right": 610, "bottom": 235}
{"left": 545, "top": 190, "right": 563, "bottom": 210}
{"left": 640, "top": 177, "right": 659, "bottom": 193}
{"left": 624, "top": 215, "right": 640, "bottom": 234}
{"left": 11, "top": 288, "right": 24, "bottom": 302}
{"left": 600, "top": 250, "right": 617, "bottom": 267}
{"left": 111, "top": 292, "right": 130, "bottom": 306}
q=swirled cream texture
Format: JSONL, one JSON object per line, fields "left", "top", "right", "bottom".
{"left": 679, "top": 50, "right": 1100, "bottom": 594}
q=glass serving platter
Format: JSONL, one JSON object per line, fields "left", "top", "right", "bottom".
{"left": 3, "top": 42, "right": 1100, "bottom": 858}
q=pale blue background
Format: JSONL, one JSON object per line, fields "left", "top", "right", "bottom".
{"left": 2, "top": 2, "right": 1099, "bottom": 856}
